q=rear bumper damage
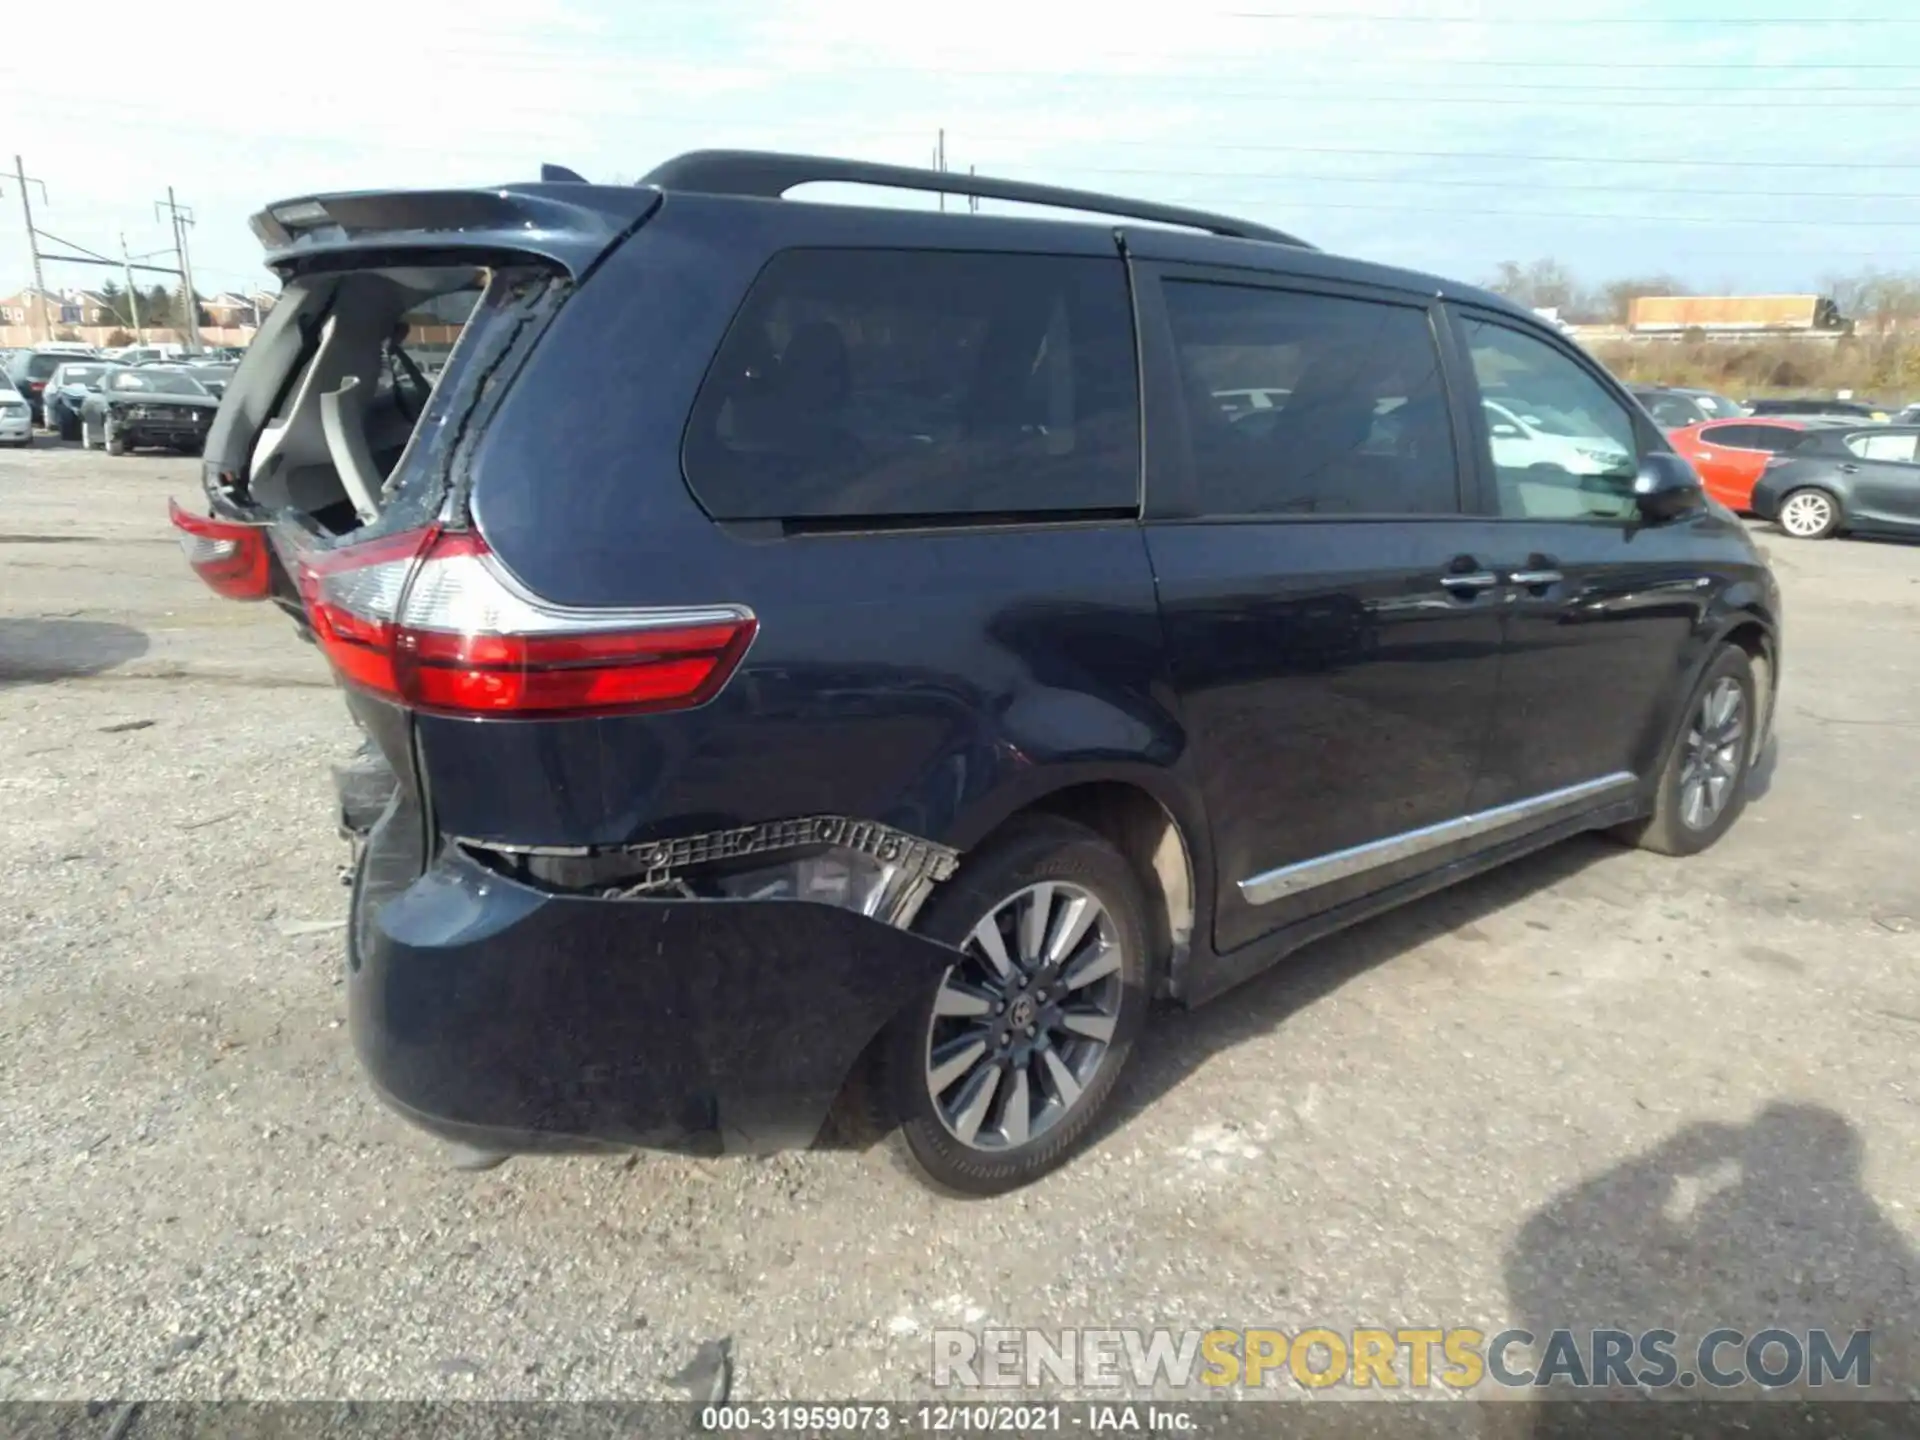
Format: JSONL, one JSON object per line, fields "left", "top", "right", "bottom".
{"left": 347, "top": 828, "right": 961, "bottom": 1159}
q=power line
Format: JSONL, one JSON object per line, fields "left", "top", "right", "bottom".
{"left": 1011, "top": 163, "right": 1920, "bottom": 201}
{"left": 1226, "top": 9, "right": 1920, "bottom": 21}
{"left": 1155, "top": 198, "right": 1920, "bottom": 227}
{"left": 1065, "top": 141, "right": 1920, "bottom": 169}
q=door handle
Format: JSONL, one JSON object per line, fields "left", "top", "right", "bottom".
{"left": 1440, "top": 571, "right": 1502, "bottom": 594}
{"left": 1508, "top": 568, "right": 1564, "bottom": 587}
{"left": 1838, "top": 462, "right": 1860, "bottom": 473}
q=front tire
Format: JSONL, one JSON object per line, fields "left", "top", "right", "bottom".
{"left": 1618, "top": 645, "right": 1758, "bottom": 857}
{"left": 1777, "top": 487, "right": 1840, "bottom": 539}
{"left": 104, "top": 418, "right": 125, "bottom": 456}
{"left": 879, "top": 816, "right": 1149, "bottom": 1196}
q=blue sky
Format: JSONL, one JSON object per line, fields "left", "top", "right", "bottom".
{"left": 3, "top": 0, "right": 1917, "bottom": 300}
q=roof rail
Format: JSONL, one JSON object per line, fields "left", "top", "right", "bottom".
{"left": 638, "top": 150, "right": 1313, "bottom": 249}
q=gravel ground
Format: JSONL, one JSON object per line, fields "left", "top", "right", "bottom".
{"left": 2, "top": 443, "right": 1918, "bottom": 1409}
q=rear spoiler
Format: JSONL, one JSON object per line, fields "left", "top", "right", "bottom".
{"left": 249, "top": 184, "right": 661, "bottom": 279}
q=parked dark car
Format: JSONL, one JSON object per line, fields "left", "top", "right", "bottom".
{"left": 4, "top": 347, "right": 96, "bottom": 423}
{"left": 80, "top": 366, "right": 218, "bottom": 454}
{"left": 1630, "top": 385, "right": 1746, "bottom": 430}
{"left": 42, "top": 361, "right": 125, "bottom": 440}
{"left": 1750, "top": 424, "right": 1920, "bottom": 540}
{"left": 170, "top": 152, "right": 1782, "bottom": 1195}
{"left": 1747, "top": 396, "right": 1891, "bottom": 422}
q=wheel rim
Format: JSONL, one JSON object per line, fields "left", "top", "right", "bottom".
{"left": 1679, "top": 676, "right": 1747, "bottom": 831}
{"left": 1779, "top": 491, "right": 1832, "bottom": 536}
{"left": 924, "top": 880, "right": 1125, "bottom": 1153}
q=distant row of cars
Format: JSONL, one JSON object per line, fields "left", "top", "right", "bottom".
{"left": 1, "top": 344, "right": 233, "bottom": 452}
{"left": 1632, "top": 383, "right": 1920, "bottom": 430}
{"left": 1656, "top": 406, "right": 1920, "bottom": 543}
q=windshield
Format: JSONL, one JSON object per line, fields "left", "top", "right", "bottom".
{"left": 26, "top": 353, "right": 72, "bottom": 379}
{"left": 59, "top": 365, "right": 108, "bottom": 385}
{"left": 112, "top": 370, "right": 211, "bottom": 396}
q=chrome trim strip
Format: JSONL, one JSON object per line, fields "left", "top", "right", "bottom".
{"left": 1237, "top": 771, "right": 1638, "bottom": 906}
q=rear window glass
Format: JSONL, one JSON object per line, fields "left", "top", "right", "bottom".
{"left": 1702, "top": 423, "right": 1789, "bottom": 451}
{"left": 683, "top": 248, "right": 1140, "bottom": 521}
{"left": 112, "top": 370, "right": 208, "bottom": 396}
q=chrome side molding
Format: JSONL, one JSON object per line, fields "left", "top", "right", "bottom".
{"left": 1237, "top": 772, "right": 1638, "bottom": 907}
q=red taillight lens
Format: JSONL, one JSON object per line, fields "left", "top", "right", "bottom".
{"left": 168, "top": 499, "right": 272, "bottom": 600}
{"left": 297, "top": 527, "right": 756, "bottom": 719}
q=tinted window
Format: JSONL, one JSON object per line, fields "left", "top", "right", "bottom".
{"left": 1846, "top": 430, "right": 1920, "bottom": 463}
{"left": 1163, "top": 282, "right": 1457, "bottom": 517}
{"left": 683, "top": 249, "right": 1139, "bottom": 521}
{"left": 27, "top": 353, "right": 71, "bottom": 379}
{"left": 1702, "top": 422, "right": 1794, "bottom": 452}
{"left": 1463, "top": 318, "right": 1639, "bottom": 521}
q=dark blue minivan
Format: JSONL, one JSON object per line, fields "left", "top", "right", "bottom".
{"left": 176, "top": 153, "right": 1780, "bottom": 1195}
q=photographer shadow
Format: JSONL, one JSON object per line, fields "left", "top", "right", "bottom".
{"left": 1507, "top": 1102, "right": 1917, "bottom": 1438}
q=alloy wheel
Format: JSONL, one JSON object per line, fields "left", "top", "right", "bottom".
{"left": 1679, "top": 676, "right": 1746, "bottom": 831}
{"left": 924, "top": 880, "right": 1125, "bottom": 1152}
{"left": 1779, "top": 490, "right": 1834, "bottom": 538}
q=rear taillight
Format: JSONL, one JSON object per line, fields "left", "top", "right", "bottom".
{"left": 168, "top": 499, "right": 272, "bottom": 601}
{"left": 297, "top": 527, "right": 756, "bottom": 719}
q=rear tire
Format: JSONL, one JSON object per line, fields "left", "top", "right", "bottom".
{"left": 1776, "top": 487, "right": 1840, "bottom": 539}
{"left": 1616, "top": 645, "right": 1757, "bottom": 857}
{"left": 878, "top": 816, "right": 1149, "bottom": 1197}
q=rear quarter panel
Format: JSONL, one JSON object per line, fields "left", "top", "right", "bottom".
{"left": 446, "top": 196, "right": 1202, "bottom": 864}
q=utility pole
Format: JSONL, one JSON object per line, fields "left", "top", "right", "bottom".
{"left": 8, "top": 156, "right": 51, "bottom": 339}
{"left": 155, "top": 187, "right": 201, "bottom": 354}
{"left": 120, "top": 233, "right": 145, "bottom": 342}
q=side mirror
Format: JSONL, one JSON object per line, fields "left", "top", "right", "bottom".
{"left": 1634, "top": 451, "right": 1705, "bottom": 522}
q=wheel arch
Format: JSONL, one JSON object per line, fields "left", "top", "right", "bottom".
{"left": 960, "top": 777, "right": 1204, "bottom": 1002}
{"left": 1777, "top": 481, "right": 1846, "bottom": 535}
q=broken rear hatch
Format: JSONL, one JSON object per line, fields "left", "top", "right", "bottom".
{"left": 174, "top": 179, "right": 662, "bottom": 871}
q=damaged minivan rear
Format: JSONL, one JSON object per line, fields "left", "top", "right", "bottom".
{"left": 177, "top": 159, "right": 1185, "bottom": 1196}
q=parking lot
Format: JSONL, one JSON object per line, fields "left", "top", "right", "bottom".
{"left": 2, "top": 442, "right": 1919, "bottom": 1403}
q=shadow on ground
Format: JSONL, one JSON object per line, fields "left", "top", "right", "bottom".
{"left": 1510, "top": 1102, "right": 1917, "bottom": 1434}
{"left": 0, "top": 616, "right": 149, "bottom": 686}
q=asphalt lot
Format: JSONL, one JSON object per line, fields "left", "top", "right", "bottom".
{"left": 2, "top": 441, "right": 1919, "bottom": 1408}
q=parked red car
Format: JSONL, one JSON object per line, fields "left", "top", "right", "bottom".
{"left": 1670, "top": 418, "right": 1817, "bottom": 513}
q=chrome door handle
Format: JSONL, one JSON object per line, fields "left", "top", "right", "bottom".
{"left": 1508, "top": 568, "right": 1563, "bottom": 587}
{"left": 1440, "top": 571, "right": 1502, "bottom": 592}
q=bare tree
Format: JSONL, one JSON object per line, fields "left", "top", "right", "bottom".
{"left": 1485, "top": 258, "right": 1583, "bottom": 315}
{"left": 1597, "top": 274, "right": 1691, "bottom": 324}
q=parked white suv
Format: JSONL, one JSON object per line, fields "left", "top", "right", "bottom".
{"left": 1484, "top": 398, "right": 1632, "bottom": 476}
